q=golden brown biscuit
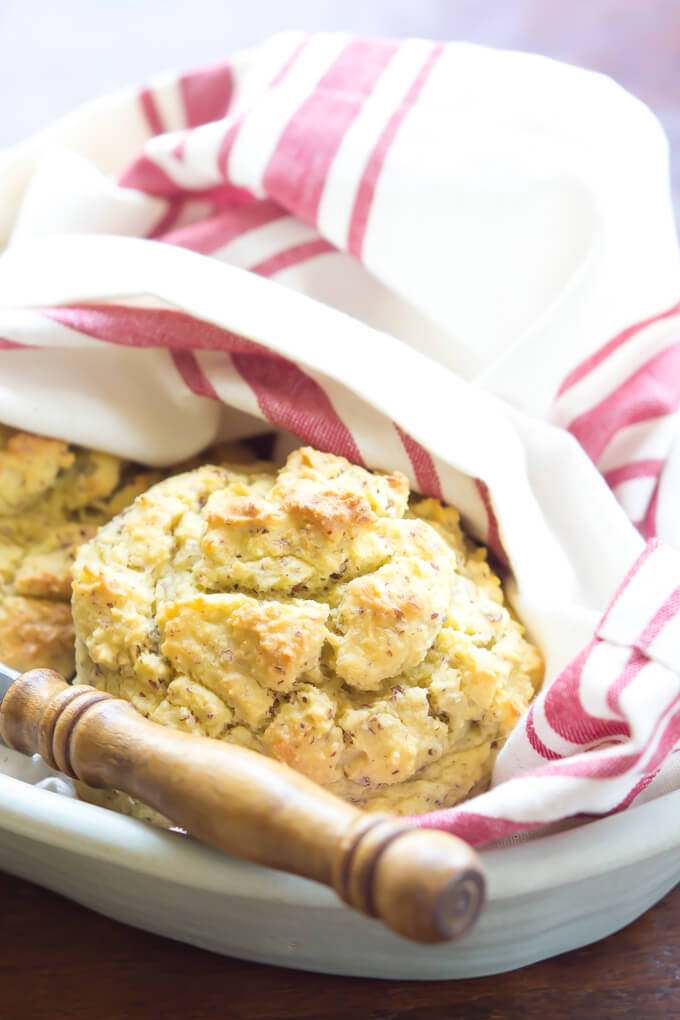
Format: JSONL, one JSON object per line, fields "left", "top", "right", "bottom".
{"left": 0, "top": 426, "right": 260, "bottom": 676}
{"left": 72, "top": 446, "right": 543, "bottom": 816}
{"left": 0, "top": 595, "right": 75, "bottom": 677}
{"left": 0, "top": 430, "right": 141, "bottom": 675}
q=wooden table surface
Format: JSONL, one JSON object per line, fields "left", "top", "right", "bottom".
{"left": 2, "top": 1, "right": 679, "bottom": 1016}
{"left": 2, "top": 871, "right": 680, "bottom": 1019}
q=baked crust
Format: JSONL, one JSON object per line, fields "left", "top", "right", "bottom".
{"left": 0, "top": 429, "right": 149, "bottom": 676}
{"left": 72, "top": 446, "right": 544, "bottom": 816}
{"left": 0, "top": 427, "right": 259, "bottom": 676}
{"left": 0, "top": 595, "right": 75, "bottom": 677}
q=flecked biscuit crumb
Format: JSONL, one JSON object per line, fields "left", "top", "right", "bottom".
{"left": 72, "top": 446, "right": 543, "bottom": 816}
{"left": 0, "top": 426, "right": 261, "bottom": 676}
{"left": 0, "top": 427, "right": 163, "bottom": 676}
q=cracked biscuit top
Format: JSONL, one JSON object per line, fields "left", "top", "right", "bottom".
{"left": 72, "top": 446, "right": 543, "bottom": 815}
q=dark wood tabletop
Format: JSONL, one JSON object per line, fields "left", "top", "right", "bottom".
{"left": 2, "top": 1, "right": 679, "bottom": 1016}
{"left": 2, "top": 870, "right": 680, "bottom": 1019}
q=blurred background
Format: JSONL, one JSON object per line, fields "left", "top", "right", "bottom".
{"left": 1, "top": 0, "right": 678, "bottom": 224}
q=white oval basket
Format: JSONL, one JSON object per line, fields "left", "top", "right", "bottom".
{"left": 1, "top": 745, "right": 679, "bottom": 979}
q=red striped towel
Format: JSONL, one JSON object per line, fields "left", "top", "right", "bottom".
{"left": 1, "top": 33, "right": 679, "bottom": 844}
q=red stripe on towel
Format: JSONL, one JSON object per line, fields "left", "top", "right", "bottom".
{"left": 347, "top": 44, "right": 443, "bottom": 258}
{"left": 262, "top": 39, "right": 399, "bottom": 227}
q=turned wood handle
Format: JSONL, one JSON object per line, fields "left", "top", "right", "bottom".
{"left": 0, "top": 669, "right": 485, "bottom": 944}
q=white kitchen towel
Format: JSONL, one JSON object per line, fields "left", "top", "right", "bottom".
{"left": 0, "top": 33, "right": 679, "bottom": 844}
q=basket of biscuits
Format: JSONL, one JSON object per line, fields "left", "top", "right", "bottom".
{"left": 0, "top": 32, "right": 679, "bottom": 977}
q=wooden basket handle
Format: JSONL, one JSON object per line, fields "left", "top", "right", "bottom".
{"left": 0, "top": 669, "right": 485, "bottom": 944}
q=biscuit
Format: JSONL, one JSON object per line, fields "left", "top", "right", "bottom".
{"left": 0, "top": 426, "right": 260, "bottom": 676}
{"left": 0, "top": 428, "right": 161, "bottom": 675}
{"left": 72, "top": 446, "right": 543, "bottom": 816}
